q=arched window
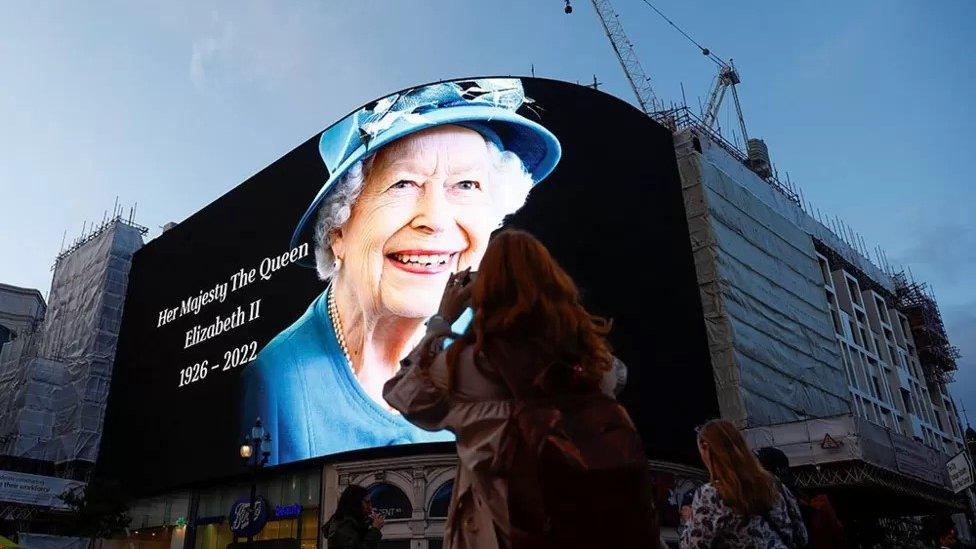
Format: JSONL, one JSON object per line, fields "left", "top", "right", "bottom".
{"left": 427, "top": 480, "right": 453, "bottom": 519}
{"left": 366, "top": 483, "right": 411, "bottom": 520}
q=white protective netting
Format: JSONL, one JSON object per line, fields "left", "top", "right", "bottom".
{"left": 675, "top": 130, "right": 851, "bottom": 427}
{"left": 0, "top": 220, "right": 143, "bottom": 463}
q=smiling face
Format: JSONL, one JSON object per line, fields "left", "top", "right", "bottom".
{"left": 331, "top": 125, "right": 500, "bottom": 320}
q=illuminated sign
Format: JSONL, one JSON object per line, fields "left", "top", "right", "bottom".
{"left": 273, "top": 504, "right": 303, "bottom": 519}
{"left": 228, "top": 496, "right": 269, "bottom": 537}
{"left": 102, "top": 76, "right": 718, "bottom": 493}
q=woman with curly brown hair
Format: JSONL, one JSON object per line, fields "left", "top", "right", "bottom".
{"left": 383, "top": 229, "right": 654, "bottom": 549}
{"left": 681, "top": 419, "right": 808, "bottom": 548}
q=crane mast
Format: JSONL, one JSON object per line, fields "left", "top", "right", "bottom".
{"left": 589, "top": 0, "right": 660, "bottom": 115}
{"left": 703, "top": 62, "right": 749, "bottom": 146}
{"left": 570, "top": 0, "right": 782, "bottom": 189}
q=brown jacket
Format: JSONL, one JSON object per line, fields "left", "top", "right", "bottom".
{"left": 383, "top": 339, "right": 625, "bottom": 549}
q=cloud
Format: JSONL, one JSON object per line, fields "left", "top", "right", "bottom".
{"left": 189, "top": 13, "right": 230, "bottom": 89}
{"left": 188, "top": 6, "right": 309, "bottom": 91}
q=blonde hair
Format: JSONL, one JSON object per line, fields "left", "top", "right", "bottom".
{"left": 697, "top": 419, "right": 779, "bottom": 516}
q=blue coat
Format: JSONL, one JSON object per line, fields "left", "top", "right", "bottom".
{"left": 240, "top": 288, "right": 454, "bottom": 465}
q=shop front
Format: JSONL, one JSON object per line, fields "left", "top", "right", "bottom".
{"left": 192, "top": 468, "right": 320, "bottom": 549}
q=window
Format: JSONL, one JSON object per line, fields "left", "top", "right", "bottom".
{"left": 876, "top": 298, "right": 890, "bottom": 324}
{"left": 901, "top": 389, "right": 913, "bottom": 414}
{"left": 849, "top": 321, "right": 860, "bottom": 345}
{"left": 847, "top": 278, "right": 862, "bottom": 306}
{"left": 841, "top": 349, "right": 856, "bottom": 387}
{"left": 827, "top": 292, "right": 842, "bottom": 334}
{"left": 428, "top": 480, "right": 453, "bottom": 519}
{"left": 299, "top": 507, "right": 318, "bottom": 549}
{"left": 367, "top": 483, "right": 412, "bottom": 520}
{"left": 818, "top": 256, "right": 832, "bottom": 287}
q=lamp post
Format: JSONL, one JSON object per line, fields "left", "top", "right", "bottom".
{"left": 240, "top": 417, "right": 271, "bottom": 549}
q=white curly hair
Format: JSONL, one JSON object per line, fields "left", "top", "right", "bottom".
{"left": 313, "top": 139, "right": 534, "bottom": 280}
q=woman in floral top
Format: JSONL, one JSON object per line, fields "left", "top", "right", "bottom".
{"left": 680, "top": 419, "right": 808, "bottom": 548}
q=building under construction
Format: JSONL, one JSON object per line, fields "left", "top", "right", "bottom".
{"left": 669, "top": 112, "right": 967, "bottom": 542}
{"left": 0, "top": 213, "right": 146, "bottom": 530}
{"left": 577, "top": 0, "right": 971, "bottom": 542}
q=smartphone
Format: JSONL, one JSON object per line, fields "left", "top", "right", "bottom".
{"left": 440, "top": 307, "right": 474, "bottom": 350}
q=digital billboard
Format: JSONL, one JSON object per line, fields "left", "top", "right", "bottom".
{"left": 100, "top": 77, "right": 718, "bottom": 493}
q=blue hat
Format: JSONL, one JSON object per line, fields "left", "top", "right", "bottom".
{"left": 290, "top": 78, "right": 562, "bottom": 256}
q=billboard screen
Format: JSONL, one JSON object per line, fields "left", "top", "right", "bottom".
{"left": 100, "top": 77, "right": 718, "bottom": 492}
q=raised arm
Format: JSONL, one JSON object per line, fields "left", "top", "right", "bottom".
{"left": 383, "top": 318, "right": 455, "bottom": 431}
{"left": 385, "top": 269, "right": 473, "bottom": 430}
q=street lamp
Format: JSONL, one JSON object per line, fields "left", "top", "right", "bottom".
{"left": 240, "top": 417, "right": 271, "bottom": 549}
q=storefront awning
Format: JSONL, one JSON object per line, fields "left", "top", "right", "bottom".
{"left": 792, "top": 460, "right": 966, "bottom": 515}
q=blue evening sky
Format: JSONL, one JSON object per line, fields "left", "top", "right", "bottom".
{"left": 2, "top": 1, "right": 974, "bottom": 420}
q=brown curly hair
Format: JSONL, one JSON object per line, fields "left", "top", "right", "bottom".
{"left": 446, "top": 229, "right": 613, "bottom": 391}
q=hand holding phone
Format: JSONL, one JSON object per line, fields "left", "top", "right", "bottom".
{"left": 370, "top": 511, "right": 385, "bottom": 529}
{"left": 437, "top": 268, "right": 475, "bottom": 323}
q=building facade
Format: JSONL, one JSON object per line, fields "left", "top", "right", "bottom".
{"left": 0, "top": 216, "right": 145, "bottom": 534}
{"left": 0, "top": 283, "right": 45, "bottom": 369}
{"left": 671, "top": 116, "right": 970, "bottom": 544}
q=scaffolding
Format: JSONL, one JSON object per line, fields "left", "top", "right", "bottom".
{"left": 53, "top": 208, "right": 148, "bottom": 271}
{"left": 658, "top": 105, "right": 802, "bottom": 204}
{"left": 1, "top": 211, "right": 145, "bottom": 468}
{"left": 893, "top": 272, "right": 960, "bottom": 385}
{"left": 793, "top": 460, "right": 966, "bottom": 511}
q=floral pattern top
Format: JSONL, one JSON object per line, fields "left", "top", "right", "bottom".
{"left": 679, "top": 481, "right": 808, "bottom": 548}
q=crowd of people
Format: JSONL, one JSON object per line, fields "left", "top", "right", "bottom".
{"left": 321, "top": 228, "right": 960, "bottom": 548}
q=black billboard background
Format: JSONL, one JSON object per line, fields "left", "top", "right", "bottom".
{"left": 99, "top": 78, "right": 719, "bottom": 494}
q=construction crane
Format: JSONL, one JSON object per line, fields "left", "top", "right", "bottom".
{"left": 584, "top": 0, "right": 661, "bottom": 115}
{"left": 567, "top": 0, "right": 752, "bottom": 147}
{"left": 702, "top": 60, "right": 749, "bottom": 147}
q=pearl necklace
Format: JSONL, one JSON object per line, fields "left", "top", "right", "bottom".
{"left": 327, "top": 287, "right": 353, "bottom": 369}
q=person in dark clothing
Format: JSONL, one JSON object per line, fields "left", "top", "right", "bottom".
{"left": 756, "top": 446, "right": 848, "bottom": 549}
{"left": 385, "top": 229, "right": 657, "bottom": 549}
{"left": 936, "top": 520, "right": 959, "bottom": 549}
{"left": 322, "top": 485, "right": 384, "bottom": 549}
